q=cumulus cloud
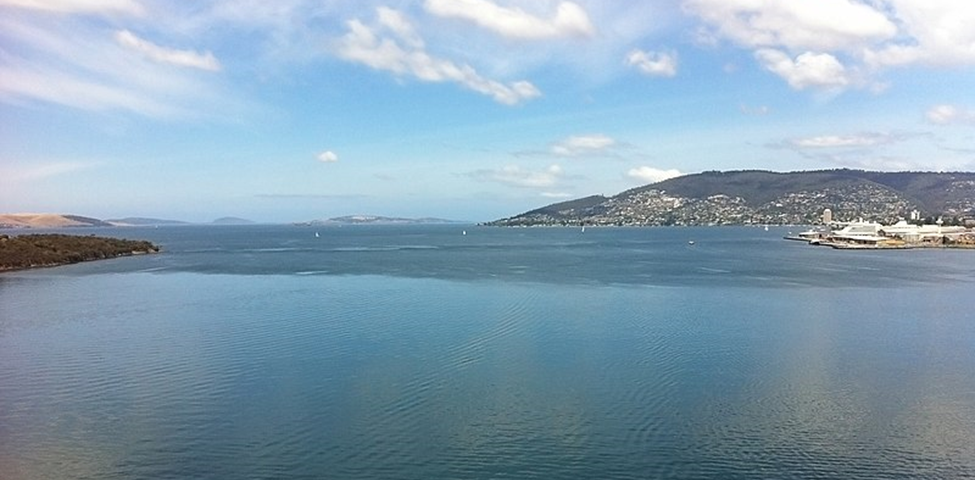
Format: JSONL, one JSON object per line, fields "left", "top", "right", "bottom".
{"left": 317, "top": 151, "right": 338, "bottom": 163}
{"left": 865, "top": 1, "right": 975, "bottom": 67}
{"left": 627, "top": 166, "right": 682, "bottom": 184}
{"left": 551, "top": 134, "right": 616, "bottom": 157}
{"left": 683, "top": 0, "right": 896, "bottom": 53}
{"left": 686, "top": 0, "right": 975, "bottom": 91}
{"left": 470, "top": 164, "right": 564, "bottom": 188}
{"left": 754, "top": 49, "right": 849, "bottom": 91}
{"left": 625, "top": 49, "right": 677, "bottom": 77}
{"left": 423, "top": 0, "right": 594, "bottom": 40}
{"left": 926, "top": 104, "right": 975, "bottom": 125}
{"left": 116, "top": 30, "right": 221, "bottom": 72}
{"left": 336, "top": 8, "right": 541, "bottom": 105}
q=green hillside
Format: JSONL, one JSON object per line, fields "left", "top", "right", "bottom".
{"left": 488, "top": 170, "right": 975, "bottom": 227}
{"left": 0, "top": 234, "right": 159, "bottom": 271}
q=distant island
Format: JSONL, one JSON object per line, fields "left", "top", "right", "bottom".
{"left": 0, "top": 234, "right": 160, "bottom": 272}
{"left": 295, "top": 215, "right": 464, "bottom": 226}
{"left": 487, "top": 169, "right": 975, "bottom": 227}
{"left": 105, "top": 217, "right": 192, "bottom": 226}
{"left": 211, "top": 217, "right": 256, "bottom": 225}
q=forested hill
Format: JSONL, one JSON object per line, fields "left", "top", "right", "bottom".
{"left": 0, "top": 234, "right": 159, "bottom": 271}
{"left": 487, "top": 170, "right": 975, "bottom": 227}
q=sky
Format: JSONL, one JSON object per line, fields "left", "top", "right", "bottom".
{"left": 2, "top": 0, "right": 975, "bottom": 223}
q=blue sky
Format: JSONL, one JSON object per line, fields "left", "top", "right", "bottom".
{"left": 2, "top": 0, "right": 975, "bottom": 222}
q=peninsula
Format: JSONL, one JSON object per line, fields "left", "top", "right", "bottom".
{"left": 487, "top": 169, "right": 975, "bottom": 227}
{"left": 0, "top": 234, "right": 160, "bottom": 272}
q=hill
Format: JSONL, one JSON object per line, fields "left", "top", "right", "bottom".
{"left": 0, "top": 214, "right": 112, "bottom": 228}
{"left": 487, "top": 170, "right": 975, "bottom": 227}
{"left": 0, "top": 233, "right": 159, "bottom": 271}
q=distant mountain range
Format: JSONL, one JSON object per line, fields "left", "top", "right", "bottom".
{"left": 0, "top": 214, "right": 257, "bottom": 228}
{"left": 296, "top": 215, "right": 463, "bottom": 226}
{"left": 488, "top": 169, "right": 975, "bottom": 227}
{"left": 1, "top": 213, "right": 459, "bottom": 229}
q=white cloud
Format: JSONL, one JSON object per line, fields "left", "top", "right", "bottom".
{"left": 423, "top": 0, "right": 595, "bottom": 40}
{"left": 926, "top": 104, "right": 975, "bottom": 125}
{"left": 116, "top": 30, "right": 221, "bottom": 72}
{"left": 627, "top": 166, "right": 682, "bottom": 183}
{"left": 0, "top": 65, "right": 182, "bottom": 117}
{"left": 541, "top": 191, "right": 573, "bottom": 198}
{"left": 790, "top": 133, "right": 897, "bottom": 149}
{"left": 739, "top": 104, "right": 770, "bottom": 116}
{"left": 0, "top": 9, "right": 242, "bottom": 118}
{"left": 625, "top": 49, "right": 677, "bottom": 77}
{"left": 0, "top": 160, "right": 100, "bottom": 184}
{"left": 685, "top": 0, "right": 975, "bottom": 91}
{"left": 865, "top": 1, "right": 975, "bottom": 67}
{"left": 471, "top": 164, "right": 564, "bottom": 188}
{"left": 755, "top": 49, "right": 849, "bottom": 91}
{"left": 317, "top": 151, "right": 339, "bottom": 163}
{"left": 784, "top": 132, "right": 925, "bottom": 150}
{"left": 683, "top": 0, "right": 896, "bottom": 53}
{"left": 335, "top": 9, "right": 541, "bottom": 105}
{"left": 0, "top": 0, "right": 144, "bottom": 15}
{"left": 551, "top": 134, "right": 616, "bottom": 156}
{"left": 376, "top": 6, "right": 424, "bottom": 49}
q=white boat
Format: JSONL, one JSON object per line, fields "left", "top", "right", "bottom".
{"left": 783, "top": 228, "right": 827, "bottom": 242}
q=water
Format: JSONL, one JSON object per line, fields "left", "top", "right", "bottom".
{"left": 2, "top": 225, "right": 974, "bottom": 479}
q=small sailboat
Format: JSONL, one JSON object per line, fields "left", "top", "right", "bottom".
{"left": 462, "top": 230, "right": 467, "bottom": 236}
{"left": 581, "top": 226, "right": 585, "bottom": 233}
{"left": 315, "top": 232, "right": 320, "bottom": 238}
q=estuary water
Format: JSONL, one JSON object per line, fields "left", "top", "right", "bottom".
{"left": 2, "top": 225, "right": 974, "bottom": 479}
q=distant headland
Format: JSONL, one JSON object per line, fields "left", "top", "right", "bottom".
{"left": 487, "top": 169, "right": 975, "bottom": 227}
{"left": 0, "top": 234, "right": 160, "bottom": 272}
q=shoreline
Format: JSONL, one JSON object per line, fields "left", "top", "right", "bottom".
{"left": 0, "top": 249, "right": 159, "bottom": 273}
{"left": 0, "top": 233, "right": 160, "bottom": 273}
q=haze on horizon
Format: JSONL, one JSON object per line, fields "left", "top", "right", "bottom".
{"left": 2, "top": 0, "right": 975, "bottom": 223}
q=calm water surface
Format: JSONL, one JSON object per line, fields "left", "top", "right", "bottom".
{"left": 2, "top": 225, "right": 974, "bottom": 479}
